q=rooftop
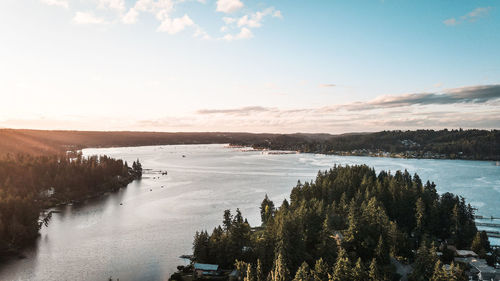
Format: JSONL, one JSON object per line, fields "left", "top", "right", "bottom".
{"left": 194, "top": 263, "right": 219, "bottom": 271}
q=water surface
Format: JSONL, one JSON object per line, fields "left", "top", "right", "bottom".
{"left": 1, "top": 144, "right": 499, "bottom": 281}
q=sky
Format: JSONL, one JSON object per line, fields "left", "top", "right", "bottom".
{"left": 0, "top": 0, "right": 499, "bottom": 133}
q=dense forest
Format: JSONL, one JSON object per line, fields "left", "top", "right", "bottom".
{"left": 0, "top": 153, "right": 142, "bottom": 257}
{"left": 245, "top": 129, "right": 500, "bottom": 161}
{"left": 0, "top": 129, "right": 282, "bottom": 156}
{"left": 190, "top": 165, "right": 490, "bottom": 281}
{"left": 1, "top": 129, "right": 498, "bottom": 160}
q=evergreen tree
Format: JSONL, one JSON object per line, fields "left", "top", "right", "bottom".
{"left": 293, "top": 262, "right": 313, "bottom": 281}
{"left": 430, "top": 260, "right": 448, "bottom": 281}
{"left": 261, "top": 195, "right": 275, "bottom": 226}
{"left": 313, "top": 258, "right": 329, "bottom": 281}
{"left": 368, "top": 258, "right": 381, "bottom": 281}
{"left": 256, "top": 259, "right": 265, "bottom": 281}
{"left": 271, "top": 252, "right": 290, "bottom": 281}
{"left": 351, "top": 258, "right": 366, "bottom": 280}
{"left": 245, "top": 263, "right": 256, "bottom": 281}
{"left": 330, "top": 248, "right": 351, "bottom": 281}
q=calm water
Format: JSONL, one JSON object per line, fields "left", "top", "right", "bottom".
{"left": 1, "top": 144, "right": 499, "bottom": 281}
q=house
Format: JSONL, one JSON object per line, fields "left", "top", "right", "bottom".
{"left": 193, "top": 263, "right": 221, "bottom": 279}
{"left": 455, "top": 249, "right": 478, "bottom": 258}
{"left": 331, "top": 231, "right": 344, "bottom": 245}
{"left": 454, "top": 257, "right": 500, "bottom": 281}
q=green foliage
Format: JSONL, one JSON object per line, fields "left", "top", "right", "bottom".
{"left": 191, "top": 165, "right": 481, "bottom": 281}
{"left": 0, "top": 153, "right": 137, "bottom": 255}
{"left": 471, "top": 231, "right": 490, "bottom": 258}
{"left": 247, "top": 129, "right": 500, "bottom": 161}
{"left": 329, "top": 248, "right": 351, "bottom": 281}
{"left": 271, "top": 252, "right": 290, "bottom": 281}
{"left": 293, "top": 262, "right": 313, "bottom": 281}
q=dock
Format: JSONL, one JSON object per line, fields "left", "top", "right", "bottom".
{"left": 486, "top": 232, "right": 500, "bottom": 238}
{"left": 475, "top": 215, "right": 500, "bottom": 220}
{"left": 476, "top": 222, "right": 500, "bottom": 228}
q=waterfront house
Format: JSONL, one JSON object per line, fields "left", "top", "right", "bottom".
{"left": 193, "top": 263, "right": 220, "bottom": 279}
{"left": 454, "top": 257, "right": 500, "bottom": 281}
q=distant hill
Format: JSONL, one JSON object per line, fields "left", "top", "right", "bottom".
{"left": 0, "top": 129, "right": 331, "bottom": 156}
{"left": 1, "top": 129, "right": 498, "bottom": 160}
{"left": 243, "top": 129, "right": 500, "bottom": 161}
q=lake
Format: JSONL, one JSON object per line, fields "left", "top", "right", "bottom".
{"left": 0, "top": 144, "right": 499, "bottom": 281}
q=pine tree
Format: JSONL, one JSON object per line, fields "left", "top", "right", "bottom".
{"left": 415, "top": 197, "right": 425, "bottom": 235}
{"left": 330, "top": 248, "right": 351, "bottom": 281}
{"left": 313, "top": 258, "right": 329, "bottom": 281}
{"left": 430, "top": 260, "right": 448, "bottom": 281}
{"left": 368, "top": 258, "right": 381, "bottom": 281}
{"left": 375, "top": 235, "right": 389, "bottom": 265}
{"left": 351, "top": 258, "right": 366, "bottom": 280}
{"left": 271, "top": 252, "right": 290, "bottom": 281}
{"left": 245, "top": 263, "right": 256, "bottom": 281}
{"left": 256, "top": 259, "right": 265, "bottom": 281}
{"left": 293, "top": 262, "right": 313, "bottom": 281}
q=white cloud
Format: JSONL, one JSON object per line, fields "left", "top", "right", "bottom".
{"left": 219, "top": 7, "right": 281, "bottom": 40}
{"left": 97, "top": 0, "right": 126, "bottom": 12}
{"left": 194, "top": 26, "right": 211, "bottom": 39}
{"left": 272, "top": 10, "right": 282, "bottom": 19}
{"left": 444, "top": 7, "right": 491, "bottom": 26}
{"left": 222, "top": 17, "right": 236, "bottom": 24}
{"left": 223, "top": 27, "right": 253, "bottom": 41}
{"left": 122, "top": 8, "right": 139, "bottom": 24}
{"left": 157, "top": 14, "right": 194, "bottom": 34}
{"left": 466, "top": 7, "right": 491, "bottom": 21}
{"left": 237, "top": 8, "right": 278, "bottom": 28}
{"left": 40, "top": 0, "right": 68, "bottom": 9}
{"left": 216, "top": 0, "right": 244, "bottom": 13}
{"left": 73, "top": 12, "right": 108, "bottom": 24}
{"left": 443, "top": 18, "right": 457, "bottom": 26}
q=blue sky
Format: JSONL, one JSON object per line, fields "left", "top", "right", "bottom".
{"left": 0, "top": 0, "right": 499, "bottom": 133}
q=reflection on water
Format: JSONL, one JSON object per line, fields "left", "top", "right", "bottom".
{"left": 0, "top": 144, "right": 499, "bottom": 281}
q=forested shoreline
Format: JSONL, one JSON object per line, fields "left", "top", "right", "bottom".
{"left": 0, "top": 153, "right": 143, "bottom": 258}
{"left": 2, "top": 129, "right": 498, "bottom": 161}
{"left": 241, "top": 129, "right": 500, "bottom": 161}
{"left": 186, "top": 165, "right": 491, "bottom": 281}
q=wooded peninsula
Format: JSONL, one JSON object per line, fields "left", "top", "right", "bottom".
{"left": 181, "top": 165, "right": 494, "bottom": 281}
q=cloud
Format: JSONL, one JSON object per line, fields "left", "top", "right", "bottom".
{"left": 197, "top": 106, "right": 272, "bottom": 115}
{"left": 320, "top": 84, "right": 336, "bottom": 88}
{"left": 97, "top": 0, "right": 126, "bottom": 12}
{"left": 237, "top": 7, "right": 277, "bottom": 28}
{"left": 348, "top": 84, "right": 500, "bottom": 111}
{"left": 272, "top": 10, "right": 282, "bottom": 19}
{"left": 121, "top": 0, "right": 200, "bottom": 36}
{"left": 157, "top": 14, "right": 194, "bottom": 34}
{"left": 122, "top": 8, "right": 139, "bottom": 24}
{"left": 220, "top": 7, "right": 281, "bottom": 40}
{"left": 443, "top": 18, "right": 457, "bottom": 26}
{"left": 216, "top": 0, "right": 244, "bottom": 13}
{"left": 222, "top": 17, "right": 237, "bottom": 24}
{"left": 40, "top": 0, "right": 68, "bottom": 8}
{"left": 444, "top": 7, "right": 491, "bottom": 26}
{"left": 223, "top": 27, "right": 253, "bottom": 41}
{"left": 73, "top": 12, "right": 108, "bottom": 24}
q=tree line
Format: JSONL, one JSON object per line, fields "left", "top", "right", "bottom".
{"left": 191, "top": 165, "right": 489, "bottom": 281}
{"left": 245, "top": 129, "right": 500, "bottom": 161}
{"left": 0, "top": 153, "right": 142, "bottom": 258}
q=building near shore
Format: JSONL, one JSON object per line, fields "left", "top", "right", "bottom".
{"left": 193, "top": 263, "right": 221, "bottom": 279}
